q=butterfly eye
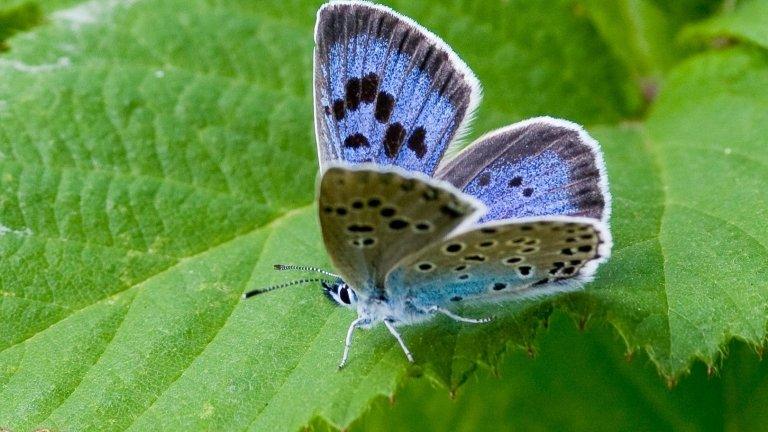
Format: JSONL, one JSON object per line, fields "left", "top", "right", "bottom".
{"left": 339, "top": 287, "right": 352, "bottom": 305}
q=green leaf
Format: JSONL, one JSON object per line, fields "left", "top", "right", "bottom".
{"left": 0, "top": 2, "right": 43, "bottom": 50}
{"left": 641, "top": 47, "right": 768, "bottom": 371}
{"left": 682, "top": 0, "right": 768, "bottom": 50}
{"left": 1, "top": 0, "right": 767, "bottom": 430}
{"left": 576, "top": 0, "right": 723, "bottom": 109}
{"left": 647, "top": 0, "right": 721, "bottom": 25}
{"left": 579, "top": 46, "right": 768, "bottom": 377}
{"left": 579, "top": 0, "right": 678, "bottom": 80}
{"left": 348, "top": 312, "right": 768, "bottom": 432}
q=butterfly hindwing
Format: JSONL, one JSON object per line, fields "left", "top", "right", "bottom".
{"left": 385, "top": 217, "right": 611, "bottom": 308}
{"left": 319, "top": 164, "right": 484, "bottom": 293}
{"left": 314, "top": 1, "right": 481, "bottom": 175}
{"left": 436, "top": 117, "right": 610, "bottom": 222}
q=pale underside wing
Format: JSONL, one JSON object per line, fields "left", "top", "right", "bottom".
{"left": 318, "top": 164, "right": 484, "bottom": 295}
{"left": 386, "top": 217, "right": 611, "bottom": 308}
{"left": 314, "top": 1, "right": 481, "bottom": 175}
{"left": 436, "top": 117, "right": 610, "bottom": 222}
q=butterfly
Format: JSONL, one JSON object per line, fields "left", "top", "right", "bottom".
{"left": 244, "top": 0, "right": 612, "bottom": 368}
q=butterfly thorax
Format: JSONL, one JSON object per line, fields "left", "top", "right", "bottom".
{"left": 348, "top": 287, "right": 428, "bottom": 328}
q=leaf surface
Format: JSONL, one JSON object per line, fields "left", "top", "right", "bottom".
{"left": 349, "top": 313, "right": 768, "bottom": 432}
{"left": 683, "top": 0, "right": 768, "bottom": 49}
{"left": 0, "top": 1, "right": 766, "bottom": 431}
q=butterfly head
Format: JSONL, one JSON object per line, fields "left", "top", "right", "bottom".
{"left": 322, "top": 279, "right": 358, "bottom": 309}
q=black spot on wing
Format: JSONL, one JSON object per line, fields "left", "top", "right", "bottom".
{"left": 422, "top": 187, "right": 438, "bottom": 201}
{"left": 347, "top": 224, "right": 374, "bottom": 233}
{"left": 345, "top": 78, "right": 361, "bottom": 111}
{"left": 375, "top": 91, "right": 395, "bottom": 123}
{"left": 388, "top": 219, "right": 409, "bottom": 230}
{"left": 414, "top": 222, "right": 431, "bottom": 232}
{"left": 421, "top": 186, "right": 440, "bottom": 201}
{"left": 463, "top": 254, "right": 486, "bottom": 262}
{"left": 384, "top": 123, "right": 406, "bottom": 157}
{"left": 333, "top": 99, "right": 345, "bottom": 121}
{"left": 508, "top": 176, "right": 522, "bottom": 187}
{"left": 417, "top": 262, "right": 434, "bottom": 271}
{"left": 344, "top": 133, "right": 369, "bottom": 149}
{"left": 445, "top": 243, "right": 463, "bottom": 253}
{"left": 407, "top": 127, "right": 427, "bottom": 158}
{"left": 439, "top": 204, "right": 464, "bottom": 219}
{"left": 361, "top": 73, "right": 379, "bottom": 103}
{"left": 478, "top": 172, "right": 491, "bottom": 187}
{"left": 400, "top": 179, "right": 416, "bottom": 191}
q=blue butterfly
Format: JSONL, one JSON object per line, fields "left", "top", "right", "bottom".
{"left": 244, "top": 0, "right": 612, "bottom": 368}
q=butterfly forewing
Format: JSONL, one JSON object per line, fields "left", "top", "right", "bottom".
{"left": 386, "top": 217, "right": 611, "bottom": 308}
{"left": 436, "top": 118, "right": 610, "bottom": 222}
{"left": 314, "top": 1, "right": 481, "bottom": 175}
{"left": 319, "top": 165, "right": 483, "bottom": 293}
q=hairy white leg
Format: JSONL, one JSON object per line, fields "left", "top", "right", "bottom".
{"left": 339, "top": 317, "right": 365, "bottom": 369}
{"left": 383, "top": 320, "right": 414, "bottom": 363}
{"left": 426, "top": 306, "right": 493, "bottom": 324}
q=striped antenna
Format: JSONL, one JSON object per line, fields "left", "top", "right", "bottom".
{"left": 273, "top": 264, "right": 340, "bottom": 278}
{"left": 242, "top": 278, "right": 333, "bottom": 299}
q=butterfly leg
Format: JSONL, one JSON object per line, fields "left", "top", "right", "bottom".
{"left": 339, "top": 317, "right": 365, "bottom": 369}
{"left": 426, "top": 306, "right": 493, "bottom": 324}
{"left": 383, "top": 319, "right": 414, "bottom": 363}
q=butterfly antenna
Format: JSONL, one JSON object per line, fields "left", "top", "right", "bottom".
{"left": 273, "top": 264, "right": 340, "bottom": 278}
{"left": 242, "top": 278, "right": 332, "bottom": 299}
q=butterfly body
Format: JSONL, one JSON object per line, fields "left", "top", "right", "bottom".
{"left": 246, "top": 1, "right": 613, "bottom": 368}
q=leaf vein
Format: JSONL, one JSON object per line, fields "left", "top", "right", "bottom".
{"left": 0, "top": 202, "right": 313, "bottom": 359}
{"left": 36, "top": 288, "right": 140, "bottom": 427}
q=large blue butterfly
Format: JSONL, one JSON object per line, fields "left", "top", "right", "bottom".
{"left": 245, "top": 0, "right": 612, "bottom": 368}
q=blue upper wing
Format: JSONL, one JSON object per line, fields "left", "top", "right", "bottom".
{"left": 435, "top": 117, "right": 611, "bottom": 222}
{"left": 314, "top": 1, "right": 481, "bottom": 175}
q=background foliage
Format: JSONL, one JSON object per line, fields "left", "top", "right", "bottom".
{"left": 0, "top": 0, "right": 766, "bottom": 430}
